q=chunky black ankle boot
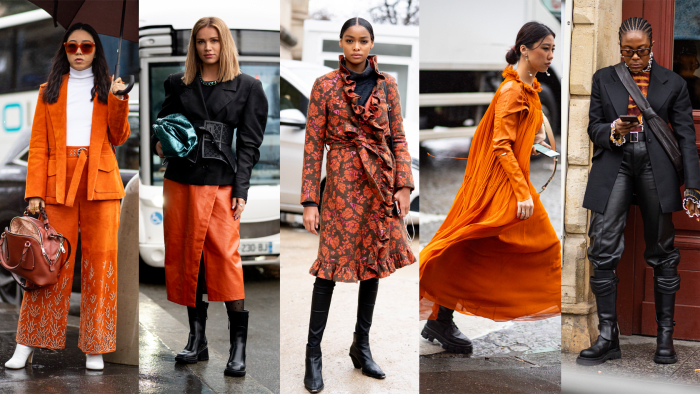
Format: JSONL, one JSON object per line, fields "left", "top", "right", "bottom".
{"left": 175, "top": 301, "right": 209, "bottom": 364}
{"left": 653, "top": 267, "right": 680, "bottom": 364}
{"left": 577, "top": 270, "right": 622, "bottom": 366}
{"left": 304, "top": 278, "right": 335, "bottom": 393}
{"left": 224, "top": 310, "right": 248, "bottom": 377}
{"left": 421, "top": 306, "right": 473, "bottom": 354}
{"left": 348, "top": 278, "right": 385, "bottom": 379}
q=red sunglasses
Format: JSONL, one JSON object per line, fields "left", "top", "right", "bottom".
{"left": 64, "top": 42, "right": 95, "bottom": 55}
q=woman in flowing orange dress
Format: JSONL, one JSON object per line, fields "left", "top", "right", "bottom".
{"left": 419, "top": 22, "right": 562, "bottom": 354}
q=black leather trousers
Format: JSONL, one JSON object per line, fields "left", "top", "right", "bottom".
{"left": 588, "top": 138, "right": 680, "bottom": 270}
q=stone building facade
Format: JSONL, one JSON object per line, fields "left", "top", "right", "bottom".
{"left": 561, "top": 0, "right": 623, "bottom": 353}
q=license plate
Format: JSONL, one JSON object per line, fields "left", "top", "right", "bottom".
{"left": 239, "top": 242, "right": 273, "bottom": 254}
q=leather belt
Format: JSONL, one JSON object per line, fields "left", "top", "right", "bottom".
{"left": 68, "top": 147, "right": 89, "bottom": 157}
{"left": 629, "top": 131, "right": 646, "bottom": 143}
{"left": 65, "top": 147, "right": 89, "bottom": 207}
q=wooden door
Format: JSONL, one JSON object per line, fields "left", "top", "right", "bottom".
{"left": 617, "top": 0, "right": 700, "bottom": 341}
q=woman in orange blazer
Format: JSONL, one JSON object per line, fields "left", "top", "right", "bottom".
{"left": 419, "top": 22, "right": 561, "bottom": 354}
{"left": 3, "top": 23, "right": 129, "bottom": 371}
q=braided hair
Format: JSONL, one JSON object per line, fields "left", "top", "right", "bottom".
{"left": 618, "top": 17, "right": 652, "bottom": 42}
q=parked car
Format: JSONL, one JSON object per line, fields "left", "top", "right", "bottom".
{"left": 280, "top": 59, "right": 420, "bottom": 221}
{"left": 0, "top": 105, "right": 140, "bottom": 305}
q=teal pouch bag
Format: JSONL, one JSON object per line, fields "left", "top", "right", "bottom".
{"left": 152, "top": 113, "right": 198, "bottom": 157}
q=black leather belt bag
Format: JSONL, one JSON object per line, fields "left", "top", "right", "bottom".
{"left": 185, "top": 120, "right": 237, "bottom": 173}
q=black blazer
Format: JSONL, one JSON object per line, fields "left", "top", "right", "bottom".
{"left": 152, "top": 72, "right": 268, "bottom": 201}
{"left": 583, "top": 60, "right": 700, "bottom": 213}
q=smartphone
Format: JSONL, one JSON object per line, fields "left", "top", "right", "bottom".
{"left": 393, "top": 201, "right": 401, "bottom": 217}
{"left": 619, "top": 115, "right": 640, "bottom": 124}
{"left": 533, "top": 143, "right": 560, "bottom": 158}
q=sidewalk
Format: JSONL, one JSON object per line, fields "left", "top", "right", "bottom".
{"left": 139, "top": 292, "right": 274, "bottom": 394}
{"left": 561, "top": 334, "right": 700, "bottom": 392}
{"left": 0, "top": 301, "right": 138, "bottom": 393}
{"left": 419, "top": 315, "right": 562, "bottom": 393}
{"left": 279, "top": 224, "right": 420, "bottom": 394}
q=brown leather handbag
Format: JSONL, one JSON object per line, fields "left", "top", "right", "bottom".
{"left": 0, "top": 207, "right": 71, "bottom": 291}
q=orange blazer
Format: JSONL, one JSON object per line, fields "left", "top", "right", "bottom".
{"left": 25, "top": 74, "right": 130, "bottom": 205}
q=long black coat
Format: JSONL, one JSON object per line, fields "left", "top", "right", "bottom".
{"left": 583, "top": 60, "right": 700, "bottom": 213}
{"left": 153, "top": 72, "right": 268, "bottom": 201}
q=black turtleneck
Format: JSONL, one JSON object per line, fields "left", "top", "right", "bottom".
{"left": 345, "top": 60, "right": 378, "bottom": 106}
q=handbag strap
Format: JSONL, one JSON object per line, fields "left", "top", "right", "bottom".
{"left": 613, "top": 62, "right": 684, "bottom": 180}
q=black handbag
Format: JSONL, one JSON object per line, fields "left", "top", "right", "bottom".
{"left": 613, "top": 62, "right": 684, "bottom": 183}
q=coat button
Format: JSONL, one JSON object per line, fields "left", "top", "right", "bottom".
{"left": 648, "top": 139, "right": 651, "bottom": 143}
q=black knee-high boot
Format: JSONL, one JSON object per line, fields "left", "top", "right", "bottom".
{"left": 304, "top": 278, "right": 335, "bottom": 393}
{"left": 349, "top": 278, "right": 385, "bottom": 379}
{"left": 577, "top": 270, "right": 621, "bottom": 366}
{"left": 421, "top": 305, "right": 473, "bottom": 354}
{"left": 653, "top": 267, "right": 680, "bottom": 364}
{"left": 175, "top": 300, "right": 209, "bottom": 363}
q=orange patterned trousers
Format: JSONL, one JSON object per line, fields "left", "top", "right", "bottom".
{"left": 16, "top": 147, "right": 120, "bottom": 354}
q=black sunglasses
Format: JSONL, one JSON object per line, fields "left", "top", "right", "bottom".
{"left": 620, "top": 48, "right": 651, "bottom": 57}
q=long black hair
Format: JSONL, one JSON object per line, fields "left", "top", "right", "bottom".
{"left": 506, "top": 22, "right": 556, "bottom": 65}
{"left": 339, "top": 17, "right": 374, "bottom": 41}
{"left": 619, "top": 17, "right": 652, "bottom": 42}
{"left": 42, "top": 23, "right": 111, "bottom": 105}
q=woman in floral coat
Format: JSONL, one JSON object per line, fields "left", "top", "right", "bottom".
{"left": 300, "top": 17, "right": 415, "bottom": 393}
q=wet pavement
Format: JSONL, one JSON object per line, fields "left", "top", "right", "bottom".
{"left": 279, "top": 224, "right": 420, "bottom": 394}
{"left": 419, "top": 315, "right": 561, "bottom": 393}
{"left": 561, "top": 334, "right": 700, "bottom": 392}
{"left": 419, "top": 136, "right": 562, "bottom": 247}
{"left": 0, "top": 301, "right": 138, "bottom": 393}
{"left": 139, "top": 268, "right": 279, "bottom": 394}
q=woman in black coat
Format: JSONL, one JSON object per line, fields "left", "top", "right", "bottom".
{"left": 152, "top": 17, "right": 267, "bottom": 378}
{"left": 577, "top": 17, "right": 700, "bottom": 367}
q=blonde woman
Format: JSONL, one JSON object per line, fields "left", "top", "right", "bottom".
{"left": 152, "top": 17, "right": 268, "bottom": 377}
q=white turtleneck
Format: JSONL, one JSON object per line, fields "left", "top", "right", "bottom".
{"left": 66, "top": 66, "right": 94, "bottom": 146}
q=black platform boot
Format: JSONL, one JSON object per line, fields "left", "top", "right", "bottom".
{"left": 349, "top": 279, "right": 385, "bottom": 379}
{"left": 653, "top": 267, "right": 680, "bottom": 364}
{"left": 304, "top": 278, "right": 335, "bottom": 393}
{"left": 224, "top": 310, "right": 248, "bottom": 377}
{"left": 577, "top": 270, "right": 622, "bottom": 366}
{"left": 421, "top": 306, "right": 473, "bottom": 354}
{"left": 175, "top": 300, "right": 209, "bottom": 363}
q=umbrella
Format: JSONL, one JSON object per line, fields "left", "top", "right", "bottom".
{"left": 29, "top": 0, "right": 137, "bottom": 95}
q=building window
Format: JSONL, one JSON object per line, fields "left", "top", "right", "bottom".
{"left": 673, "top": 0, "right": 700, "bottom": 110}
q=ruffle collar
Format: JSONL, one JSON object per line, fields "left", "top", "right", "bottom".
{"left": 338, "top": 55, "right": 387, "bottom": 133}
{"left": 502, "top": 65, "right": 542, "bottom": 94}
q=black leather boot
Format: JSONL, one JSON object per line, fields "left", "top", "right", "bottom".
{"left": 304, "top": 278, "right": 335, "bottom": 393}
{"left": 653, "top": 267, "right": 680, "bottom": 364}
{"left": 421, "top": 306, "right": 473, "bottom": 354}
{"left": 175, "top": 301, "right": 209, "bottom": 363}
{"left": 577, "top": 270, "right": 622, "bottom": 366}
{"left": 349, "top": 279, "right": 385, "bottom": 379}
{"left": 224, "top": 310, "right": 248, "bottom": 377}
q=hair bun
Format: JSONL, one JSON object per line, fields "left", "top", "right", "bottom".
{"left": 505, "top": 47, "right": 520, "bottom": 65}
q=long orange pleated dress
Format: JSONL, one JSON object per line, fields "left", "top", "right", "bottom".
{"left": 419, "top": 66, "right": 561, "bottom": 322}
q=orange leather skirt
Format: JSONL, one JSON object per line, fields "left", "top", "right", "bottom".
{"left": 163, "top": 179, "right": 243, "bottom": 306}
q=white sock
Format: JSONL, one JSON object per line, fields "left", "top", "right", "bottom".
{"left": 4, "top": 344, "right": 36, "bottom": 369}
{"left": 85, "top": 353, "right": 104, "bottom": 370}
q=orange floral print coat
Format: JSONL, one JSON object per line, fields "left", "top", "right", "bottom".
{"left": 301, "top": 55, "right": 415, "bottom": 282}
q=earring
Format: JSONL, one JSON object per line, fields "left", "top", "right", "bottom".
{"left": 642, "top": 52, "right": 653, "bottom": 72}
{"left": 526, "top": 55, "right": 533, "bottom": 77}
{"left": 545, "top": 69, "right": 550, "bottom": 77}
